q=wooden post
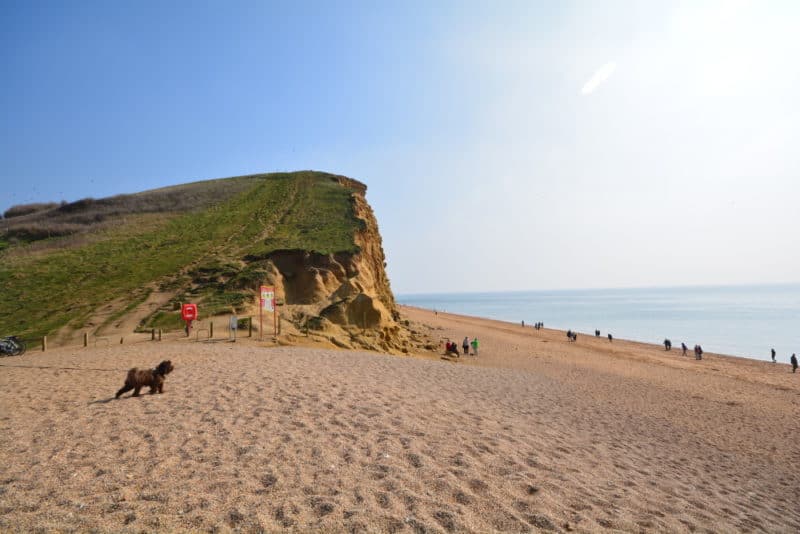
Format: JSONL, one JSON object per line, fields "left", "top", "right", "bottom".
{"left": 83, "top": 332, "right": 88, "bottom": 347}
{"left": 210, "top": 322, "right": 214, "bottom": 338}
{"left": 42, "top": 336, "right": 47, "bottom": 352}
{"left": 151, "top": 328, "right": 155, "bottom": 341}
{"left": 248, "top": 316, "right": 253, "bottom": 337}
{"left": 158, "top": 329, "right": 162, "bottom": 341}
{"left": 120, "top": 337, "right": 124, "bottom": 344}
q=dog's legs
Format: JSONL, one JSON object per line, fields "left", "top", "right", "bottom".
{"left": 116, "top": 384, "right": 133, "bottom": 398}
{"left": 132, "top": 386, "right": 142, "bottom": 397}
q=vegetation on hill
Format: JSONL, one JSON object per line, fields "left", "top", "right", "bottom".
{"left": 0, "top": 171, "right": 364, "bottom": 342}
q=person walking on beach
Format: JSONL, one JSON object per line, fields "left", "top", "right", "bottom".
{"left": 471, "top": 337, "right": 479, "bottom": 356}
{"left": 462, "top": 336, "right": 470, "bottom": 356}
{"left": 681, "top": 342, "right": 687, "bottom": 356}
{"left": 791, "top": 353, "right": 798, "bottom": 373}
{"left": 694, "top": 345, "right": 703, "bottom": 360}
{"left": 771, "top": 348, "right": 776, "bottom": 363}
{"left": 608, "top": 333, "right": 613, "bottom": 342}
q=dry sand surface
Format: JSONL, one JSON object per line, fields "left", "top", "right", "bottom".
{"left": 1, "top": 307, "right": 799, "bottom": 533}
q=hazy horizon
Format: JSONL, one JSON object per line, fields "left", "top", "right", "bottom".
{"left": 396, "top": 280, "right": 800, "bottom": 297}
{"left": 3, "top": 1, "right": 799, "bottom": 294}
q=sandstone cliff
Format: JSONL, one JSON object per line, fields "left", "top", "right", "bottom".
{"left": 1, "top": 171, "right": 431, "bottom": 354}
{"left": 250, "top": 176, "right": 415, "bottom": 353}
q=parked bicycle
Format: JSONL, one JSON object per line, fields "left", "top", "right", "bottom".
{"left": 0, "top": 336, "right": 26, "bottom": 356}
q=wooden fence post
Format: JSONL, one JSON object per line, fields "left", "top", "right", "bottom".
{"left": 248, "top": 317, "right": 253, "bottom": 337}
{"left": 210, "top": 322, "right": 214, "bottom": 338}
{"left": 83, "top": 332, "right": 88, "bottom": 347}
{"left": 151, "top": 329, "right": 155, "bottom": 341}
{"left": 42, "top": 336, "right": 47, "bottom": 352}
{"left": 158, "top": 329, "right": 162, "bottom": 341}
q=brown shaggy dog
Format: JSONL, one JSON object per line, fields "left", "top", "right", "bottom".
{"left": 115, "top": 360, "right": 174, "bottom": 398}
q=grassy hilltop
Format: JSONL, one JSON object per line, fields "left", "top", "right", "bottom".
{"left": 0, "top": 171, "right": 365, "bottom": 342}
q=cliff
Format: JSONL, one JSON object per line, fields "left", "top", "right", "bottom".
{"left": 0, "top": 171, "right": 429, "bottom": 353}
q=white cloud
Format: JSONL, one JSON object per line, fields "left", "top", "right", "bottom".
{"left": 581, "top": 61, "right": 617, "bottom": 95}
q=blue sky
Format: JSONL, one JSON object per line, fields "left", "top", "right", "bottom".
{"left": 2, "top": 1, "right": 799, "bottom": 293}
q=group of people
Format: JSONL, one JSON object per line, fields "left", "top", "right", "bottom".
{"left": 566, "top": 329, "right": 578, "bottom": 342}
{"left": 663, "top": 339, "right": 701, "bottom": 359}
{"left": 592, "top": 329, "right": 613, "bottom": 341}
{"left": 445, "top": 336, "right": 479, "bottom": 357}
{"left": 525, "top": 322, "right": 798, "bottom": 371}
{"left": 772, "top": 348, "right": 798, "bottom": 372}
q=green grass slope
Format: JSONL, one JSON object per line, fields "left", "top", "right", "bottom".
{"left": 0, "top": 171, "right": 363, "bottom": 342}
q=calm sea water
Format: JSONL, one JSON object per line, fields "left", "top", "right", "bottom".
{"left": 397, "top": 284, "right": 800, "bottom": 363}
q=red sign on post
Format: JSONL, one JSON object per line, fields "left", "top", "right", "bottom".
{"left": 181, "top": 303, "right": 198, "bottom": 322}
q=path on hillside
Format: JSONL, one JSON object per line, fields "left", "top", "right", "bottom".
{"left": 70, "top": 178, "right": 303, "bottom": 342}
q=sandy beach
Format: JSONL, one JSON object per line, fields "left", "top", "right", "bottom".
{"left": 1, "top": 306, "right": 799, "bottom": 533}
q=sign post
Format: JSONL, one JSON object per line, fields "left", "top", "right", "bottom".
{"left": 181, "top": 303, "right": 198, "bottom": 337}
{"left": 260, "top": 286, "right": 275, "bottom": 340}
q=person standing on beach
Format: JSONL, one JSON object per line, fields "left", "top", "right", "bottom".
{"left": 791, "top": 353, "right": 798, "bottom": 373}
{"left": 471, "top": 337, "right": 479, "bottom": 356}
{"left": 681, "top": 342, "right": 687, "bottom": 356}
{"left": 462, "top": 336, "right": 469, "bottom": 356}
{"left": 771, "top": 348, "right": 776, "bottom": 363}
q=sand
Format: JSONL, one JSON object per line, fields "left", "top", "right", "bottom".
{"left": 1, "top": 307, "right": 799, "bottom": 533}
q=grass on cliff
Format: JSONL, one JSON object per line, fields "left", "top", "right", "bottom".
{"left": 0, "top": 171, "right": 363, "bottom": 341}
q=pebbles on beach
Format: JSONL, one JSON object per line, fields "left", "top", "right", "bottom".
{"left": 1, "top": 309, "right": 799, "bottom": 532}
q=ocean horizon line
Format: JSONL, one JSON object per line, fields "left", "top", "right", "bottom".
{"left": 396, "top": 281, "right": 800, "bottom": 299}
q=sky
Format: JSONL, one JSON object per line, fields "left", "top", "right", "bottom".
{"left": 2, "top": 0, "right": 799, "bottom": 294}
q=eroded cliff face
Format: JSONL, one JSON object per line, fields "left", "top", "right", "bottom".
{"left": 254, "top": 177, "right": 415, "bottom": 353}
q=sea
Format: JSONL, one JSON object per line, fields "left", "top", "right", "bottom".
{"left": 397, "top": 284, "right": 800, "bottom": 363}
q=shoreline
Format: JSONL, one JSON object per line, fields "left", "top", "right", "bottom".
{"left": 398, "top": 302, "right": 793, "bottom": 365}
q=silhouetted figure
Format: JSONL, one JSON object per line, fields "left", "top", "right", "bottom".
{"left": 771, "top": 348, "right": 776, "bottom": 363}
{"left": 462, "top": 337, "right": 469, "bottom": 355}
{"left": 595, "top": 329, "right": 600, "bottom": 337}
{"left": 681, "top": 342, "right": 687, "bottom": 356}
{"left": 694, "top": 345, "right": 703, "bottom": 360}
{"left": 567, "top": 329, "right": 573, "bottom": 340}
{"left": 570, "top": 332, "right": 577, "bottom": 342}
{"left": 791, "top": 353, "right": 798, "bottom": 373}
{"left": 608, "top": 333, "right": 613, "bottom": 342}
{"left": 664, "top": 339, "right": 672, "bottom": 351}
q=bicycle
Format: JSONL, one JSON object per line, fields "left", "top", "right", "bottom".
{"left": 0, "top": 336, "right": 26, "bottom": 356}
